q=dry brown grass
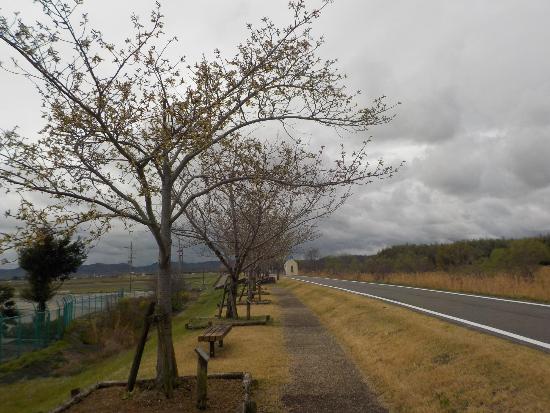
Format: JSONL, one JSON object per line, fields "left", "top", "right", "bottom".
{"left": 138, "top": 296, "right": 290, "bottom": 413}
{"left": 312, "top": 267, "right": 550, "bottom": 303}
{"left": 282, "top": 278, "right": 550, "bottom": 413}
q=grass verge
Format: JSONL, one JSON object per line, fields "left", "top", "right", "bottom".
{"left": 281, "top": 278, "right": 550, "bottom": 412}
{"left": 0, "top": 285, "right": 289, "bottom": 413}
{"left": 311, "top": 267, "right": 550, "bottom": 303}
{"left": 138, "top": 294, "right": 289, "bottom": 413}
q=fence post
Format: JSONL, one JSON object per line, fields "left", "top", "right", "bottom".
{"left": 58, "top": 307, "right": 63, "bottom": 338}
{"left": 17, "top": 315, "right": 22, "bottom": 357}
{"left": 0, "top": 315, "right": 3, "bottom": 363}
{"left": 62, "top": 299, "right": 68, "bottom": 333}
{"left": 44, "top": 310, "right": 50, "bottom": 347}
{"left": 33, "top": 313, "right": 38, "bottom": 350}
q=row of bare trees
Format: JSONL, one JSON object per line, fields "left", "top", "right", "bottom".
{"left": 174, "top": 138, "right": 339, "bottom": 318}
{"left": 0, "top": 0, "right": 397, "bottom": 396}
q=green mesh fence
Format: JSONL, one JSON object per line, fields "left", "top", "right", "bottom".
{"left": 0, "top": 290, "right": 125, "bottom": 363}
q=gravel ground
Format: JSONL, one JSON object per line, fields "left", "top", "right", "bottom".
{"left": 275, "top": 287, "right": 387, "bottom": 413}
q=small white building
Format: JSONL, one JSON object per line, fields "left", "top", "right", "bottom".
{"left": 284, "top": 259, "right": 299, "bottom": 276}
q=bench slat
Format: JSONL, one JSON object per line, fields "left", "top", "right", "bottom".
{"left": 198, "top": 324, "right": 232, "bottom": 342}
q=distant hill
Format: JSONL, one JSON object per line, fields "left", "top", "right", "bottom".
{"left": 0, "top": 260, "right": 221, "bottom": 280}
{"left": 300, "top": 235, "right": 550, "bottom": 276}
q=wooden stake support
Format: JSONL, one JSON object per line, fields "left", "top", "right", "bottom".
{"left": 238, "top": 283, "right": 247, "bottom": 302}
{"left": 127, "top": 301, "right": 156, "bottom": 392}
{"left": 217, "top": 279, "right": 228, "bottom": 318}
{"left": 195, "top": 347, "right": 210, "bottom": 410}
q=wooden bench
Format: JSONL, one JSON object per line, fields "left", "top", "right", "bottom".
{"left": 198, "top": 324, "right": 232, "bottom": 357}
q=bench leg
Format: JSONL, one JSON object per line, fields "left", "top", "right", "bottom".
{"left": 209, "top": 341, "right": 215, "bottom": 357}
{"left": 218, "top": 340, "right": 223, "bottom": 347}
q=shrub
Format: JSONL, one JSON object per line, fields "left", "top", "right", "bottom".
{"left": 483, "top": 239, "right": 550, "bottom": 279}
{"left": 0, "top": 285, "right": 18, "bottom": 319}
{"left": 171, "top": 290, "right": 190, "bottom": 312}
{"left": 66, "top": 296, "right": 152, "bottom": 355}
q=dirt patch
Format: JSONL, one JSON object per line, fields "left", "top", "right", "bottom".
{"left": 65, "top": 378, "right": 244, "bottom": 413}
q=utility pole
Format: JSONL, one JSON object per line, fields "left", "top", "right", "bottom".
{"left": 177, "top": 237, "right": 185, "bottom": 287}
{"left": 124, "top": 241, "right": 134, "bottom": 294}
{"left": 177, "top": 238, "right": 184, "bottom": 273}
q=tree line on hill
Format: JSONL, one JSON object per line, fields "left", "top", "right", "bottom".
{"left": 301, "top": 236, "right": 550, "bottom": 278}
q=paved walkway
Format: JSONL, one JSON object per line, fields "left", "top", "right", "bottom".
{"left": 274, "top": 287, "right": 387, "bottom": 413}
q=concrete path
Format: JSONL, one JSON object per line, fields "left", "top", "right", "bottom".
{"left": 291, "top": 276, "right": 550, "bottom": 352}
{"left": 274, "top": 287, "right": 386, "bottom": 413}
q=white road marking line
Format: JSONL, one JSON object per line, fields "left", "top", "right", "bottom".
{"left": 290, "top": 277, "right": 550, "bottom": 351}
{"left": 304, "top": 276, "right": 550, "bottom": 308}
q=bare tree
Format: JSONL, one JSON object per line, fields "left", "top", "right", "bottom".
{"left": 175, "top": 140, "right": 345, "bottom": 318}
{"left": 0, "top": 0, "right": 396, "bottom": 394}
{"left": 306, "top": 248, "right": 320, "bottom": 261}
{"left": 305, "top": 247, "right": 320, "bottom": 271}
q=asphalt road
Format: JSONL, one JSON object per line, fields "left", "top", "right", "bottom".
{"left": 290, "top": 276, "right": 550, "bottom": 351}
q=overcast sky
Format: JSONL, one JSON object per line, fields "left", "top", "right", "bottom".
{"left": 1, "top": 0, "right": 550, "bottom": 266}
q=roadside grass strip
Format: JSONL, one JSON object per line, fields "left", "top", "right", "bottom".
{"left": 309, "top": 268, "right": 550, "bottom": 304}
{"left": 321, "top": 276, "right": 550, "bottom": 308}
{"left": 282, "top": 278, "right": 550, "bottom": 413}
{"left": 291, "top": 277, "right": 550, "bottom": 351}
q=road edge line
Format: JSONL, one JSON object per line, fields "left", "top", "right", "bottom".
{"left": 314, "top": 276, "right": 550, "bottom": 308}
{"left": 289, "top": 277, "right": 550, "bottom": 351}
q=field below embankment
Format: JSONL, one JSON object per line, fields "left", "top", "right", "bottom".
{"left": 307, "top": 267, "right": 550, "bottom": 303}
{"left": 0, "top": 284, "right": 289, "bottom": 413}
{"left": 282, "top": 277, "right": 550, "bottom": 412}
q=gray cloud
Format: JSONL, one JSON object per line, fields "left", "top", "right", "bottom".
{"left": 2, "top": 0, "right": 550, "bottom": 265}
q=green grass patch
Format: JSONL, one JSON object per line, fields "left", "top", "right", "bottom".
{"left": 0, "top": 341, "right": 68, "bottom": 377}
{"left": 0, "top": 286, "right": 222, "bottom": 413}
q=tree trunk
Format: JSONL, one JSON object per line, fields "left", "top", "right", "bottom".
{"left": 247, "top": 272, "right": 253, "bottom": 320}
{"left": 36, "top": 301, "right": 47, "bottom": 348}
{"left": 247, "top": 272, "right": 253, "bottom": 302}
{"left": 155, "top": 176, "right": 178, "bottom": 397}
{"left": 225, "top": 272, "right": 239, "bottom": 319}
{"left": 156, "top": 254, "right": 178, "bottom": 397}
